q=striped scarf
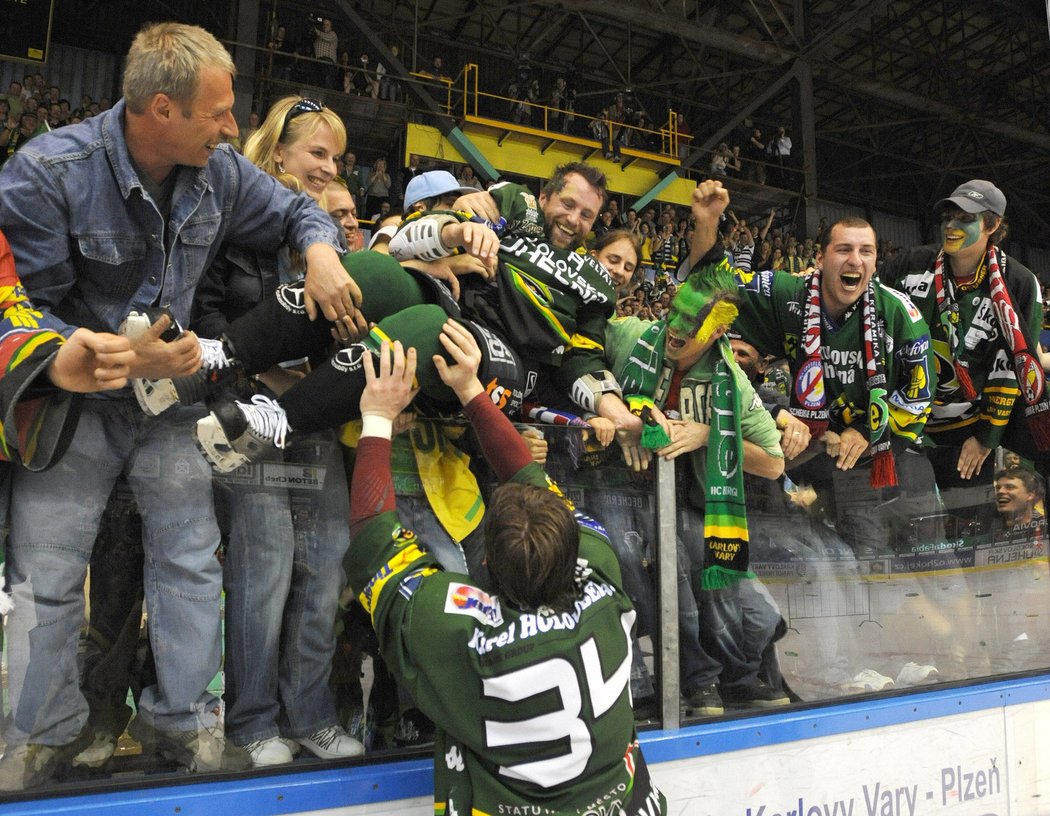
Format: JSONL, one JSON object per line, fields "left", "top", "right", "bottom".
{"left": 792, "top": 267, "right": 897, "bottom": 487}
{"left": 933, "top": 245, "right": 1050, "bottom": 449}
{"left": 617, "top": 324, "right": 752, "bottom": 587}
{"left": 987, "top": 249, "right": 1050, "bottom": 448}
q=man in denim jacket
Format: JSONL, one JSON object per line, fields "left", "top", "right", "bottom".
{"left": 0, "top": 22, "right": 354, "bottom": 788}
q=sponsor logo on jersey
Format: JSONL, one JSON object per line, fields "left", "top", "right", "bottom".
{"left": 330, "top": 343, "right": 369, "bottom": 374}
{"left": 472, "top": 322, "right": 517, "bottom": 366}
{"left": 445, "top": 583, "right": 504, "bottom": 626}
{"left": 485, "top": 377, "right": 522, "bottom": 415}
{"left": 275, "top": 281, "right": 307, "bottom": 314}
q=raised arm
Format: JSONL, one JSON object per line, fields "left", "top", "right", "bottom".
{"left": 350, "top": 340, "right": 419, "bottom": 532}
{"left": 685, "top": 180, "right": 731, "bottom": 270}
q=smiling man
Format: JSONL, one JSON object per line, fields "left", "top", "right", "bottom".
{"left": 191, "top": 162, "right": 658, "bottom": 474}
{"left": 684, "top": 180, "right": 936, "bottom": 558}
{"left": 882, "top": 180, "right": 1047, "bottom": 487}
{"left": 0, "top": 22, "right": 348, "bottom": 787}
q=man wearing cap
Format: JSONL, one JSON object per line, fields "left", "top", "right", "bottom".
{"left": 403, "top": 168, "right": 477, "bottom": 214}
{"left": 882, "top": 180, "right": 1048, "bottom": 485}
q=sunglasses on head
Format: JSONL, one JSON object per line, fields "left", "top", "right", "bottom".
{"left": 281, "top": 98, "right": 324, "bottom": 139}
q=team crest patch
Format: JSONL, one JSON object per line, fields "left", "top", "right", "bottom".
{"left": 445, "top": 583, "right": 503, "bottom": 626}
{"left": 796, "top": 358, "right": 825, "bottom": 409}
{"left": 1021, "top": 353, "right": 1045, "bottom": 403}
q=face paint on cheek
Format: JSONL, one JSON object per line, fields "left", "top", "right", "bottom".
{"left": 942, "top": 217, "right": 983, "bottom": 252}
{"left": 667, "top": 284, "right": 711, "bottom": 338}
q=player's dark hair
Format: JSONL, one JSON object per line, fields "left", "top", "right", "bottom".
{"left": 483, "top": 483, "right": 580, "bottom": 613}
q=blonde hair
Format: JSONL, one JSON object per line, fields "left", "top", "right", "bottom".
{"left": 123, "top": 22, "right": 236, "bottom": 114}
{"left": 244, "top": 95, "right": 347, "bottom": 203}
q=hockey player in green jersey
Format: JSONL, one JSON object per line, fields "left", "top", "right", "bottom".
{"left": 191, "top": 162, "right": 656, "bottom": 473}
{"left": 682, "top": 180, "right": 937, "bottom": 557}
{"left": 346, "top": 320, "right": 666, "bottom": 816}
{"left": 880, "top": 180, "right": 1049, "bottom": 485}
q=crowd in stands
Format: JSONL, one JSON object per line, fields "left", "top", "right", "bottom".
{"left": 0, "top": 17, "right": 1047, "bottom": 813}
{"left": 1, "top": 76, "right": 112, "bottom": 167}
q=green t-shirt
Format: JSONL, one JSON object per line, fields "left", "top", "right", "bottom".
{"left": 605, "top": 315, "right": 783, "bottom": 505}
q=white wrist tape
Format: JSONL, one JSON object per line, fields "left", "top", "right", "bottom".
{"left": 388, "top": 214, "right": 459, "bottom": 262}
{"left": 570, "top": 370, "right": 623, "bottom": 413}
{"left": 361, "top": 414, "right": 394, "bottom": 439}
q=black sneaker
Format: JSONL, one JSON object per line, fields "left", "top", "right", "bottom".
{"left": 681, "top": 683, "right": 724, "bottom": 717}
{"left": 393, "top": 707, "right": 435, "bottom": 748}
{"left": 722, "top": 680, "right": 791, "bottom": 708}
{"left": 195, "top": 394, "right": 290, "bottom": 473}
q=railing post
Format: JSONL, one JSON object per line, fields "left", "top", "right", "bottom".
{"left": 656, "top": 454, "right": 680, "bottom": 730}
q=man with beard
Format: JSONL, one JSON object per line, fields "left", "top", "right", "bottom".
{"left": 683, "top": 180, "right": 936, "bottom": 559}
{"left": 881, "top": 180, "right": 1048, "bottom": 487}
{"left": 186, "top": 162, "right": 656, "bottom": 472}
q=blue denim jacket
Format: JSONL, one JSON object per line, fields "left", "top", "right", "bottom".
{"left": 0, "top": 99, "right": 342, "bottom": 338}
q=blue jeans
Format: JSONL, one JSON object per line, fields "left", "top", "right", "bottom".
{"left": 593, "top": 493, "right": 723, "bottom": 696}
{"left": 6, "top": 400, "right": 222, "bottom": 746}
{"left": 396, "top": 493, "right": 469, "bottom": 574}
{"left": 677, "top": 506, "right": 781, "bottom": 690}
{"left": 220, "top": 430, "right": 350, "bottom": 743}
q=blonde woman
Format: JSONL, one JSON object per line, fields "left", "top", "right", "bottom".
{"left": 193, "top": 96, "right": 364, "bottom": 767}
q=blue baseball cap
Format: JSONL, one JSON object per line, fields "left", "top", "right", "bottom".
{"left": 404, "top": 170, "right": 477, "bottom": 210}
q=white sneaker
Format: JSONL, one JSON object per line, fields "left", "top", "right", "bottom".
{"left": 71, "top": 729, "right": 117, "bottom": 768}
{"left": 840, "top": 668, "right": 895, "bottom": 693}
{"left": 240, "top": 736, "right": 295, "bottom": 767}
{"left": 120, "top": 311, "right": 233, "bottom": 416}
{"left": 195, "top": 394, "right": 290, "bottom": 473}
{"left": 296, "top": 726, "right": 365, "bottom": 760}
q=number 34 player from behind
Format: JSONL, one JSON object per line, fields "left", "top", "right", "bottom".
{"left": 346, "top": 320, "right": 667, "bottom": 815}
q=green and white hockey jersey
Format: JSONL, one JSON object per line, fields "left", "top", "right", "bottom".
{"left": 345, "top": 461, "right": 666, "bottom": 816}
{"left": 698, "top": 261, "right": 935, "bottom": 442}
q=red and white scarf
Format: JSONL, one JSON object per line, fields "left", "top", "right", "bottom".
{"left": 791, "top": 267, "right": 897, "bottom": 487}
{"left": 933, "top": 245, "right": 1050, "bottom": 450}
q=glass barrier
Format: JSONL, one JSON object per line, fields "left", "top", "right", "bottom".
{"left": 1, "top": 405, "right": 1046, "bottom": 800}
